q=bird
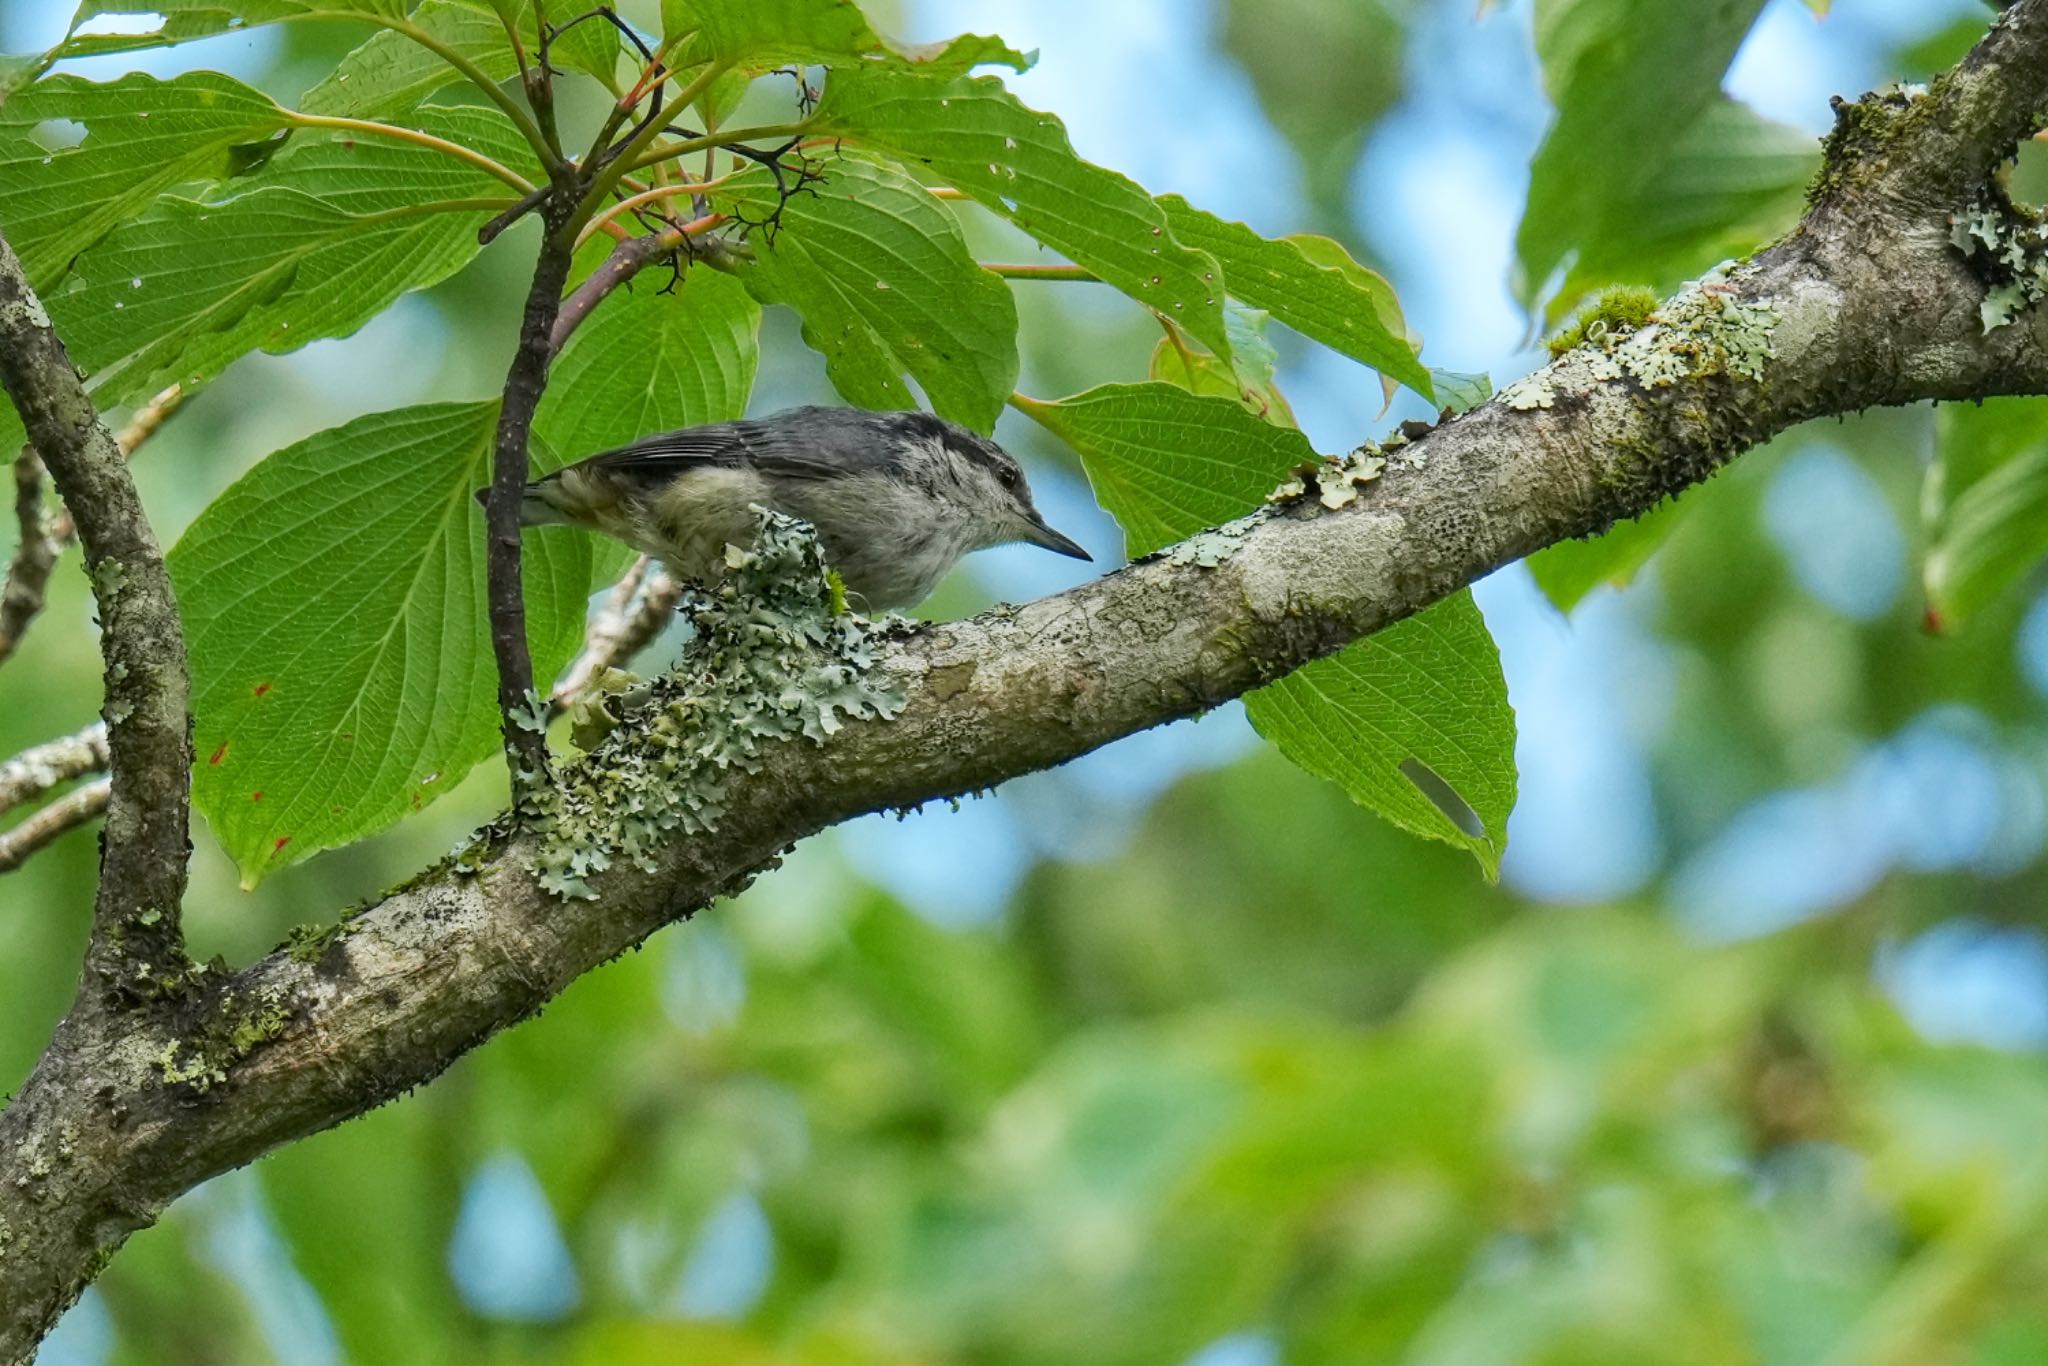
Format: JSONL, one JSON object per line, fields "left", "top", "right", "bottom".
{"left": 482, "top": 405, "right": 1091, "bottom": 611}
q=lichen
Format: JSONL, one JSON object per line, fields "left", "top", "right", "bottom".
{"left": 1168, "top": 518, "right": 1259, "bottom": 566}
{"left": 153, "top": 982, "right": 292, "bottom": 1092}
{"left": 1545, "top": 285, "right": 1661, "bottom": 358}
{"left": 1950, "top": 197, "right": 2048, "bottom": 331}
{"left": 527, "top": 509, "right": 905, "bottom": 901}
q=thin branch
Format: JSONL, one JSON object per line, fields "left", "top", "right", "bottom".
{"left": 551, "top": 228, "right": 695, "bottom": 352}
{"left": 0, "top": 231, "right": 192, "bottom": 993}
{"left": 619, "top": 121, "right": 809, "bottom": 178}
{"left": 575, "top": 183, "right": 731, "bottom": 248}
{"left": 485, "top": 205, "right": 582, "bottom": 784}
{"left": 0, "top": 449, "right": 55, "bottom": 667}
{"left": 0, "top": 780, "right": 109, "bottom": 875}
{"left": 550, "top": 557, "right": 681, "bottom": 710}
{"left": 982, "top": 263, "right": 1096, "bottom": 281}
{"left": 283, "top": 112, "right": 537, "bottom": 195}
{"left": 0, "top": 723, "right": 108, "bottom": 818}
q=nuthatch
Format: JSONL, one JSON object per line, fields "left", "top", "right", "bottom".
{"left": 482, "top": 406, "right": 1091, "bottom": 610}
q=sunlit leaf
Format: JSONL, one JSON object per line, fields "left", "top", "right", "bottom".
{"left": 720, "top": 154, "right": 1017, "bottom": 433}
{"left": 300, "top": 0, "right": 618, "bottom": 119}
{"left": 816, "top": 70, "right": 1236, "bottom": 369}
{"left": 661, "top": 0, "right": 1028, "bottom": 73}
{"left": 62, "top": 0, "right": 409, "bottom": 55}
{"left": 48, "top": 104, "right": 529, "bottom": 418}
{"left": 1017, "top": 380, "right": 1514, "bottom": 869}
{"left": 171, "top": 401, "right": 591, "bottom": 883}
{"left": 1152, "top": 303, "right": 1294, "bottom": 423}
{"left": 0, "top": 71, "right": 288, "bottom": 289}
{"left": 1011, "top": 382, "right": 1311, "bottom": 557}
{"left": 1158, "top": 196, "right": 1432, "bottom": 399}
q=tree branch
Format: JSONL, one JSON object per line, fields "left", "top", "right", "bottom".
{"left": 0, "top": 780, "right": 109, "bottom": 873}
{"left": 9, "top": 2, "right": 2048, "bottom": 1356}
{"left": 0, "top": 232, "right": 191, "bottom": 998}
{"left": 0, "top": 723, "right": 108, "bottom": 820}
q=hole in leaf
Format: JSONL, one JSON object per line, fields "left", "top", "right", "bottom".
{"left": 1399, "top": 757, "right": 1484, "bottom": 839}
{"left": 31, "top": 120, "right": 86, "bottom": 153}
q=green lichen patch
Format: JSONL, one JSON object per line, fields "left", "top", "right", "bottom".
{"left": 1504, "top": 266, "right": 1780, "bottom": 408}
{"left": 528, "top": 509, "right": 907, "bottom": 901}
{"left": 1546, "top": 285, "right": 1661, "bottom": 358}
{"left": 153, "top": 982, "right": 293, "bottom": 1093}
{"left": 1168, "top": 518, "right": 1259, "bottom": 567}
{"left": 1951, "top": 197, "right": 2048, "bottom": 331}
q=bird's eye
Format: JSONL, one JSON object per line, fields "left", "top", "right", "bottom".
{"left": 997, "top": 465, "right": 1021, "bottom": 489}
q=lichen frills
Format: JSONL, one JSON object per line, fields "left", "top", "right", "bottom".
{"left": 1951, "top": 198, "right": 2048, "bottom": 332}
{"left": 523, "top": 508, "right": 908, "bottom": 901}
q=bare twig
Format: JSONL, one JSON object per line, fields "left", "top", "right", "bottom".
{"left": 0, "top": 448, "right": 56, "bottom": 667}
{"left": 0, "top": 723, "right": 109, "bottom": 819}
{"left": 550, "top": 557, "right": 681, "bottom": 709}
{"left": 0, "top": 780, "right": 109, "bottom": 874}
{"left": 550, "top": 229, "right": 688, "bottom": 350}
{"left": 0, "top": 230, "right": 192, "bottom": 993}
{"left": 1, "top": 385, "right": 184, "bottom": 670}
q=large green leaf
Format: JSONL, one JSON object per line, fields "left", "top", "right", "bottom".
{"left": 48, "top": 104, "right": 528, "bottom": 415}
{"left": 661, "top": 0, "right": 1027, "bottom": 73}
{"left": 1551, "top": 98, "right": 1815, "bottom": 316}
{"left": 815, "top": 70, "right": 1236, "bottom": 369}
{"left": 1245, "top": 598, "right": 1515, "bottom": 876}
{"left": 1151, "top": 303, "right": 1295, "bottom": 423}
{"left": 1924, "top": 398, "right": 2048, "bottom": 628}
{"left": 171, "top": 401, "right": 591, "bottom": 884}
{"left": 720, "top": 155, "right": 1017, "bottom": 434}
{"left": 1011, "top": 382, "right": 1312, "bottom": 557}
{"left": 299, "top": 0, "right": 617, "bottom": 120}
{"left": 0, "top": 71, "right": 288, "bottom": 289}
{"left": 62, "top": 0, "right": 406, "bottom": 53}
{"left": 1018, "top": 380, "right": 1514, "bottom": 870}
{"left": 1517, "top": 0, "right": 1768, "bottom": 307}
{"left": 1157, "top": 195, "right": 1431, "bottom": 399}
{"left": 535, "top": 260, "right": 761, "bottom": 584}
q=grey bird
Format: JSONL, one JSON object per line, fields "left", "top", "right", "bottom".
{"left": 483, "top": 406, "right": 1091, "bottom": 611}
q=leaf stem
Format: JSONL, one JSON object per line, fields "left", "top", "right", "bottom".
{"left": 572, "top": 62, "right": 734, "bottom": 226}
{"left": 574, "top": 182, "right": 734, "bottom": 248}
{"left": 982, "top": 263, "right": 1097, "bottom": 281}
{"left": 284, "top": 112, "right": 537, "bottom": 195}
{"left": 367, "top": 15, "right": 565, "bottom": 176}
{"left": 621, "top": 121, "right": 809, "bottom": 177}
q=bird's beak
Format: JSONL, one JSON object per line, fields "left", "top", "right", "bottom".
{"left": 1018, "top": 512, "right": 1093, "bottom": 561}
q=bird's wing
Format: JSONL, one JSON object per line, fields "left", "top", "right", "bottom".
{"left": 575, "top": 420, "right": 843, "bottom": 482}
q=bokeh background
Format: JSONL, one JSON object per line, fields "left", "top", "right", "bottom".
{"left": 7, "top": 0, "right": 2048, "bottom": 1361}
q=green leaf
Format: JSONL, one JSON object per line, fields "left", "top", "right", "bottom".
{"left": 0, "top": 71, "right": 289, "bottom": 289}
{"left": 1430, "top": 369, "right": 1492, "bottom": 415}
{"left": 0, "top": 54, "right": 51, "bottom": 108}
{"left": 661, "top": 0, "right": 1028, "bottom": 73}
{"left": 1517, "top": 0, "right": 1769, "bottom": 308}
{"left": 1152, "top": 304, "right": 1296, "bottom": 423}
{"left": 1550, "top": 97, "right": 1816, "bottom": 316}
{"left": 815, "top": 70, "right": 1236, "bottom": 369}
{"left": 170, "top": 401, "right": 591, "bottom": 884}
{"left": 535, "top": 261, "right": 761, "bottom": 583}
{"left": 1526, "top": 498, "right": 1685, "bottom": 613}
{"left": 720, "top": 154, "right": 1017, "bottom": 434}
{"left": 1012, "top": 382, "right": 1313, "bottom": 557}
{"left": 1019, "top": 380, "right": 1516, "bottom": 872}
{"left": 1245, "top": 595, "right": 1516, "bottom": 875}
{"left": 300, "top": 0, "right": 617, "bottom": 120}
{"left": 48, "top": 104, "right": 528, "bottom": 416}
{"left": 61, "top": 0, "right": 408, "bottom": 55}
{"left": 1157, "top": 195, "right": 1432, "bottom": 399}
{"left": 1924, "top": 398, "right": 2048, "bottom": 628}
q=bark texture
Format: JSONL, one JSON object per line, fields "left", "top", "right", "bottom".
{"left": 7, "top": 5, "right": 2048, "bottom": 1357}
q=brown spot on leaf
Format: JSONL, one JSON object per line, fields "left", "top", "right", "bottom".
{"left": 252, "top": 682, "right": 272, "bottom": 698}
{"left": 250, "top": 790, "right": 264, "bottom": 802}
{"left": 208, "top": 742, "right": 227, "bottom": 766}
{"left": 273, "top": 837, "right": 290, "bottom": 854}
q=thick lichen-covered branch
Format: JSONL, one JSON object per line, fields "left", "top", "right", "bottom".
{"left": 10, "top": 2, "right": 2048, "bottom": 1359}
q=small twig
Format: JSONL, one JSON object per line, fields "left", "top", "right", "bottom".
{"left": 0, "top": 723, "right": 108, "bottom": 818}
{"left": 550, "top": 557, "right": 681, "bottom": 710}
{"left": 982, "top": 263, "right": 1096, "bottom": 281}
{"left": 551, "top": 228, "right": 699, "bottom": 352}
{"left": 0, "top": 780, "right": 109, "bottom": 875}
{"left": 0, "top": 449, "right": 56, "bottom": 668}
